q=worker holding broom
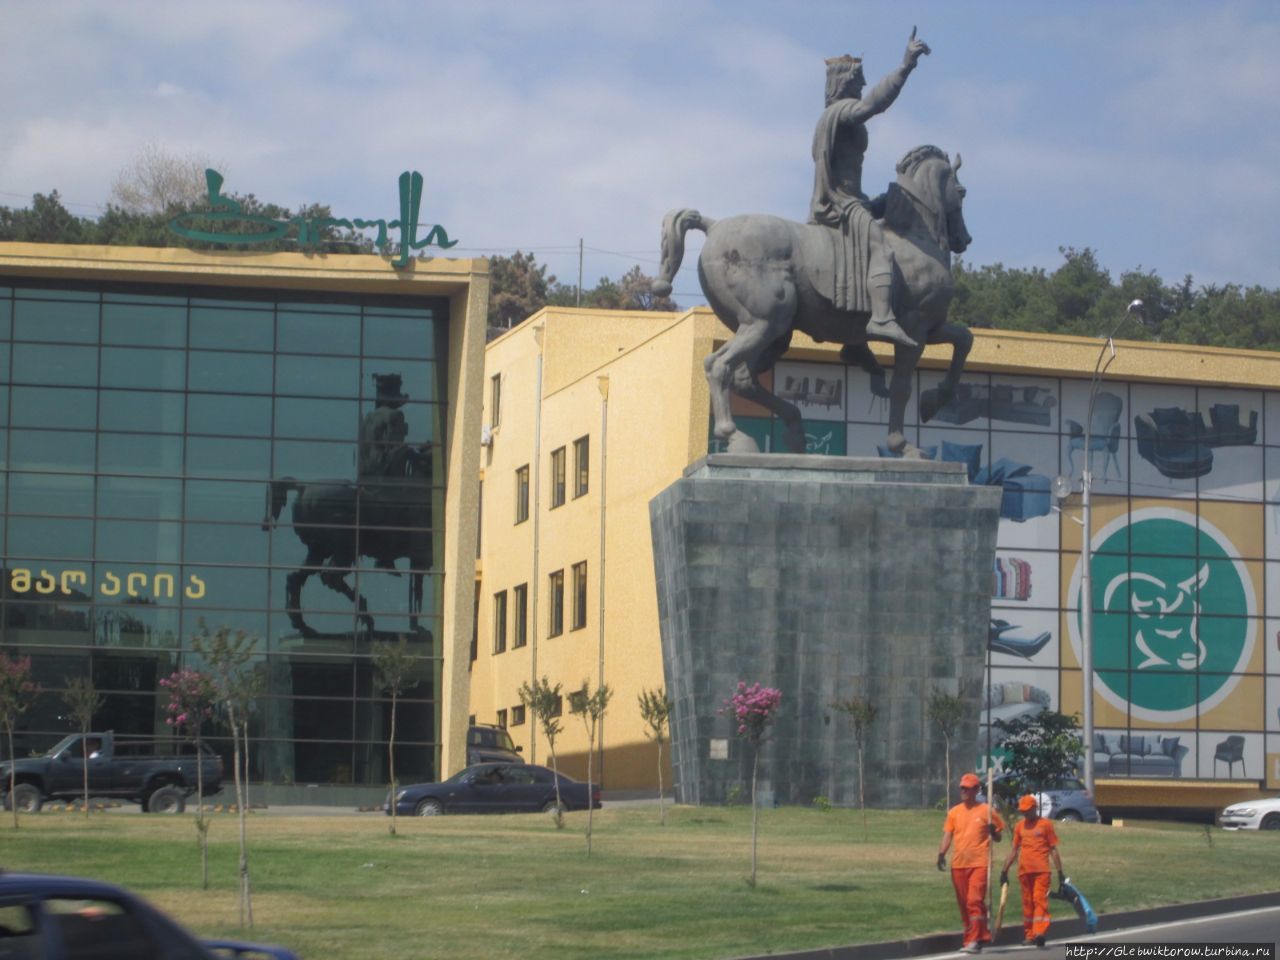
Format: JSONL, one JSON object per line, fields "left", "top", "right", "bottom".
{"left": 937, "top": 772, "right": 1004, "bottom": 953}
{"left": 1000, "top": 794, "right": 1064, "bottom": 948}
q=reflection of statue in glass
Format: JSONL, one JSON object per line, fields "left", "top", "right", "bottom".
{"left": 263, "top": 371, "right": 433, "bottom": 638}
{"left": 359, "top": 373, "right": 416, "bottom": 480}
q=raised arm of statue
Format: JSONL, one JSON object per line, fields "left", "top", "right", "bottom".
{"left": 860, "top": 30, "right": 930, "bottom": 119}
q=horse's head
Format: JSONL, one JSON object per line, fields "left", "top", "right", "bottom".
{"left": 892, "top": 145, "right": 971, "bottom": 255}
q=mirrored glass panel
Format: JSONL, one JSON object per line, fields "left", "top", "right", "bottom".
{"left": 9, "top": 430, "right": 96, "bottom": 472}
{"left": 10, "top": 385, "right": 97, "bottom": 430}
{"left": 7, "top": 472, "right": 93, "bottom": 516}
{"left": 8, "top": 516, "right": 93, "bottom": 559}
{"left": 181, "top": 565, "right": 269, "bottom": 610}
{"left": 362, "top": 359, "right": 438, "bottom": 406}
{"left": 12, "top": 344, "right": 98, "bottom": 387}
{"left": 274, "top": 397, "right": 360, "bottom": 441}
{"left": 187, "top": 393, "right": 272, "bottom": 438}
{"left": 95, "top": 520, "right": 183, "bottom": 564}
{"left": 277, "top": 309, "right": 359, "bottom": 356}
{"left": 97, "top": 476, "right": 183, "bottom": 519}
{"left": 190, "top": 305, "right": 274, "bottom": 351}
{"left": 184, "top": 522, "right": 271, "bottom": 565}
{"left": 276, "top": 355, "right": 360, "bottom": 398}
{"left": 185, "top": 479, "right": 266, "bottom": 524}
{"left": 13, "top": 297, "right": 98, "bottom": 343}
{"left": 186, "top": 437, "right": 271, "bottom": 480}
{"left": 189, "top": 351, "right": 273, "bottom": 394}
{"left": 98, "top": 433, "right": 184, "bottom": 476}
{"left": 102, "top": 300, "right": 187, "bottom": 348}
{"left": 99, "top": 389, "right": 185, "bottom": 434}
{"left": 363, "top": 312, "right": 435, "bottom": 359}
{"left": 272, "top": 440, "right": 355, "bottom": 481}
{"left": 102, "top": 347, "right": 186, "bottom": 391}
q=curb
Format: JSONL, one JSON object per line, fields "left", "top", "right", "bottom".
{"left": 730, "top": 890, "right": 1280, "bottom": 960}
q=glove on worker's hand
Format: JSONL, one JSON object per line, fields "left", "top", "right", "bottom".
{"left": 936, "top": 853, "right": 946, "bottom": 871}
{"left": 999, "top": 870, "right": 1009, "bottom": 885}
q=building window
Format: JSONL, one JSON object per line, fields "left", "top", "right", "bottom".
{"left": 550, "top": 447, "right": 566, "bottom": 508}
{"left": 489, "top": 373, "right": 501, "bottom": 428}
{"left": 548, "top": 569, "right": 564, "bottom": 637}
{"left": 492, "top": 590, "right": 508, "bottom": 654}
{"left": 571, "top": 561, "right": 587, "bottom": 631}
{"left": 573, "top": 435, "right": 589, "bottom": 498}
{"left": 549, "top": 694, "right": 564, "bottom": 718}
{"left": 515, "top": 465, "right": 529, "bottom": 524}
{"left": 511, "top": 704, "right": 526, "bottom": 726}
{"left": 513, "top": 583, "right": 528, "bottom": 648}
{"left": 496, "top": 708, "right": 507, "bottom": 729}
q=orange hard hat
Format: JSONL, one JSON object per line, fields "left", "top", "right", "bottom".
{"left": 959, "top": 773, "right": 981, "bottom": 788}
{"left": 1018, "top": 794, "right": 1037, "bottom": 812}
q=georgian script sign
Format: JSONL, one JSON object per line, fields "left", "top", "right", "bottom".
{"left": 168, "top": 169, "right": 457, "bottom": 268}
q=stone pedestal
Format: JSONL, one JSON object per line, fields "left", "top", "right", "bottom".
{"left": 649, "top": 454, "right": 1001, "bottom": 807}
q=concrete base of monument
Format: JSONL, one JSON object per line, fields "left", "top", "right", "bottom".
{"left": 649, "top": 453, "right": 1002, "bottom": 808}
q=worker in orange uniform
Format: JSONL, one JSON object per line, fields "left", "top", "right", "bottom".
{"left": 1000, "top": 794, "right": 1064, "bottom": 948}
{"left": 937, "top": 772, "right": 1005, "bottom": 954}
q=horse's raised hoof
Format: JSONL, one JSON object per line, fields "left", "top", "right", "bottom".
{"left": 725, "top": 430, "right": 761, "bottom": 454}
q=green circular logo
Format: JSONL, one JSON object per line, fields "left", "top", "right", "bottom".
{"left": 1069, "top": 508, "right": 1257, "bottom": 722}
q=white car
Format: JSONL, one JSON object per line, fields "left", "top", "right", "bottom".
{"left": 1220, "top": 796, "right": 1280, "bottom": 830}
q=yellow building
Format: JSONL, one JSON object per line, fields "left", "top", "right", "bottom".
{"left": 474, "top": 305, "right": 1280, "bottom": 809}
{"left": 0, "top": 242, "right": 488, "bottom": 802}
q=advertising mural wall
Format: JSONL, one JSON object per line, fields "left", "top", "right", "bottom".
{"left": 713, "top": 360, "right": 1280, "bottom": 787}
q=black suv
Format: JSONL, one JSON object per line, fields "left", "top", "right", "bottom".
{"left": 466, "top": 724, "right": 522, "bottom": 765}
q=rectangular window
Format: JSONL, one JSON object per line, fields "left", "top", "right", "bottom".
{"left": 548, "top": 569, "right": 564, "bottom": 637}
{"left": 549, "top": 694, "right": 563, "bottom": 718}
{"left": 513, "top": 583, "right": 528, "bottom": 648}
{"left": 550, "top": 447, "right": 566, "bottom": 508}
{"left": 511, "top": 704, "right": 526, "bottom": 726}
{"left": 496, "top": 708, "right": 507, "bottom": 729}
{"left": 571, "top": 561, "right": 588, "bottom": 631}
{"left": 515, "top": 465, "right": 530, "bottom": 524}
{"left": 492, "top": 590, "right": 508, "bottom": 654}
{"left": 490, "top": 373, "right": 501, "bottom": 428}
{"left": 573, "top": 435, "right": 589, "bottom": 498}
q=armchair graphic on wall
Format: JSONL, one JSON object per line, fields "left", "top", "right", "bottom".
{"left": 1214, "top": 735, "right": 1246, "bottom": 777}
{"left": 988, "top": 619, "right": 1052, "bottom": 658}
{"left": 778, "top": 375, "right": 809, "bottom": 404}
{"left": 876, "top": 443, "right": 1051, "bottom": 522}
{"left": 1066, "top": 391, "right": 1123, "bottom": 480}
{"left": 1134, "top": 404, "right": 1259, "bottom": 479}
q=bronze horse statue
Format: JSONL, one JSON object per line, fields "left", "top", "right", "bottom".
{"left": 262, "top": 445, "right": 432, "bottom": 638}
{"left": 653, "top": 145, "right": 972, "bottom": 455}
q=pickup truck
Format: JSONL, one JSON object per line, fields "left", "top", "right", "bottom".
{"left": 1, "top": 732, "right": 223, "bottom": 813}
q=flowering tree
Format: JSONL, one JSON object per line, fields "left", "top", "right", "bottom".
{"left": 721, "top": 681, "right": 783, "bottom": 886}
{"left": 160, "top": 667, "right": 217, "bottom": 889}
{"left": 637, "top": 687, "right": 672, "bottom": 825}
{"left": 0, "top": 654, "right": 40, "bottom": 830}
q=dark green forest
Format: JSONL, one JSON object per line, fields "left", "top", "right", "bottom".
{"left": 3, "top": 191, "right": 1277, "bottom": 351}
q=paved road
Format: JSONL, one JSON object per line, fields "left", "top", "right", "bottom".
{"left": 933, "top": 905, "right": 1280, "bottom": 960}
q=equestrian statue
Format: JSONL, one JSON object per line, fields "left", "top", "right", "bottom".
{"left": 653, "top": 28, "right": 973, "bottom": 456}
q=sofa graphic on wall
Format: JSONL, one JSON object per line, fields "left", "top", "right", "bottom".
{"left": 989, "top": 619, "right": 1052, "bottom": 659}
{"left": 920, "top": 382, "right": 1056, "bottom": 427}
{"left": 1134, "top": 404, "right": 1258, "bottom": 480}
{"left": 1092, "top": 731, "right": 1186, "bottom": 778}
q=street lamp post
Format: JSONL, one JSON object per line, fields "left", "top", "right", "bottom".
{"left": 1079, "top": 299, "right": 1145, "bottom": 799}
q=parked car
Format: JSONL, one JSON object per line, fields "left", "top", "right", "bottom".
{"left": 0, "top": 871, "right": 297, "bottom": 959}
{"left": 466, "top": 724, "right": 523, "bottom": 765}
{"left": 1220, "top": 795, "right": 1280, "bottom": 830}
{"left": 1, "top": 731, "right": 223, "bottom": 813}
{"left": 981, "top": 774, "right": 1101, "bottom": 823}
{"left": 386, "top": 762, "right": 601, "bottom": 817}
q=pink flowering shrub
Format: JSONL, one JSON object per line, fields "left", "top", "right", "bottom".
{"left": 159, "top": 669, "right": 216, "bottom": 736}
{"left": 722, "top": 681, "right": 783, "bottom": 745}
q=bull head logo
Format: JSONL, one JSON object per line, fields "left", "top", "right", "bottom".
{"left": 1103, "top": 563, "right": 1209, "bottom": 671}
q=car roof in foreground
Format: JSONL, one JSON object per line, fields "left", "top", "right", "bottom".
{"left": 0, "top": 872, "right": 132, "bottom": 898}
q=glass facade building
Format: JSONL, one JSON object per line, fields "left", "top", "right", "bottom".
{"left": 1, "top": 275, "right": 458, "bottom": 790}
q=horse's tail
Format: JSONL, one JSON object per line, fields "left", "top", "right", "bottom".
{"left": 652, "top": 208, "right": 715, "bottom": 298}
{"left": 262, "top": 478, "right": 300, "bottom": 530}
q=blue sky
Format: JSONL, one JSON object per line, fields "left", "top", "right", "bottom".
{"left": 3, "top": 1, "right": 1278, "bottom": 309}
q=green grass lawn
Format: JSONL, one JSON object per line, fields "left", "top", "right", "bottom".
{"left": 2, "top": 805, "right": 1275, "bottom": 960}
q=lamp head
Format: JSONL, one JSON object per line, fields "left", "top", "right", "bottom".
{"left": 1127, "top": 299, "right": 1146, "bottom": 321}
